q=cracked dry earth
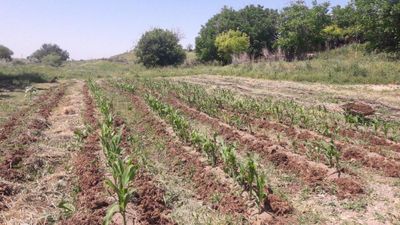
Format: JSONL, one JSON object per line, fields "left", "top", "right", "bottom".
{"left": 0, "top": 80, "right": 85, "bottom": 224}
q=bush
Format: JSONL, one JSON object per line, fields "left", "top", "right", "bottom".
{"left": 41, "top": 53, "right": 64, "bottom": 67}
{"left": 215, "top": 30, "right": 250, "bottom": 64}
{"left": 135, "top": 28, "right": 186, "bottom": 67}
{"left": 0, "top": 45, "right": 13, "bottom": 61}
{"left": 29, "top": 43, "right": 69, "bottom": 63}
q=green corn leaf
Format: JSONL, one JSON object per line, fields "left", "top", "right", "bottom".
{"left": 103, "top": 203, "right": 119, "bottom": 225}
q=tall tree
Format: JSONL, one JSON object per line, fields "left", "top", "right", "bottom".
{"left": 195, "top": 5, "right": 278, "bottom": 62}
{"left": 195, "top": 7, "right": 239, "bottom": 62}
{"left": 276, "top": 0, "right": 330, "bottom": 60}
{"left": 135, "top": 28, "right": 186, "bottom": 67}
{"left": 355, "top": 0, "right": 400, "bottom": 52}
{"left": 237, "top": 5, "right": 279, "bottom": 57}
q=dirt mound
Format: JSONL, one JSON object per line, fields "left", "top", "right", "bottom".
{"left": 265, "top": 194, "right": 293, "bottom": 215}
{"left": 334, "top": 177, "right": 364, "bottom": 199}
{"left": 342, "top": 102, "right": 375, "bottom": 116}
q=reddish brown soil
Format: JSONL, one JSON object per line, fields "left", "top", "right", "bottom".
{"left": 130, "top": 94, "right": 249, "bottom": 216}
{"left": 333, "top": 177, "right": 364, "bottom": 200}
{"left": 61, "top": 85, "right": 108, "bottom": 225}
{"left": 132, "top": 172, "right": 176, "bottom": 225}
{"left": 113, "top": 115, "right": 176, "bottom": 224}
{"left": 82, "top": 84, "right": 97, "bottom": 126}
{"left": 0, "top": 86, "right": 61, "bottom": 142}
{"left": 0, "top": 86, "right": 66, "bottom": 182}
{"left": 342, "top": 102, "right": 375, "bottom": 116}
{"left": 265, "top": 194, "right": 293, "bottom": 215}
{"left": 114, "top": 86, "right": 293, "bottom": 222}
{"left": 170, "top": 92, "right": 400, "bottom": 178}
{"left": 164, "top": 96, "right": 364, "bottom": 198}
{"left": 343, "top": 148, "right": 400, "bottom": 177}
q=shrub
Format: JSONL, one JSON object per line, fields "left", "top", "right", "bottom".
{"left": 135, "top": 28, "right": 186, "bottom": 68}
{"left": 215, "top": 30, "right": 250, "bottom": 64}
{"left": 41, "top": 53, "right": 64, "bottom": 67}
{"left": 29, "top": 43, "right": 69, "bottom": 63}
{"left": 0, "top": 45, "right": 13, "bottom": 61}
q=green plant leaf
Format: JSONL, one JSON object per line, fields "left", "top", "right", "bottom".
{"left": 103, "top": 203, "right": 119, "bottom": 225}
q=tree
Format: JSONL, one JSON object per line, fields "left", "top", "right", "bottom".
{"left": 195, "top": 5, "right": 278, "bottom": 62}
{"left": 322, "top": 24, "right": 345, "bottom": 49}
{"left": 276, "top": 0, "right": 330, "bottom": 60}
{"left": 237, "top": 5, "right": 279, "bottom": 57}
{"left": 0, "top": 45, "right": 13, "bottom": 61}
{"left": 195, "top": 7, "right": 239, "bottom": 62}
{"left": 331, "top": 3, "right": 361, "bottom": 43}
{"left": 215, "top": 30, "right": 250, "bottom": 64}
{"left": 355, "top": 0, "right": 400, "bottom": 52}
{"left": 29, "top": 43, "right": 69, "bottom": 62}
{"left": 135, "top": 28, "right": 186, "bottom": 67}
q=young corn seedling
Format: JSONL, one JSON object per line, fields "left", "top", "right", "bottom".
{"left": 104, "top": 158, "right": 138, "bottom": 225}
{"left": 220, "top": 143, "right": 239, "bottom": 178}
{"left": 190, "top": 130, "right": 206, "bottom": 149}
{"left": 255, "top": 173, "right": 267, "bottom": 208}
{"left": 202, "top": 134, "right": 219, "bottom": 166}
{"left": 318, "top": 139, "right": 341, "bottom": 177}
{"left": 239, "top": 155, "right": 257, "bottom": 195}
{"left": 88, "top": 81, "right": 139, "bottom": 225}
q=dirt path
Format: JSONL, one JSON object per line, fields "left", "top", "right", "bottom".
{"left": 0, "top": 80, "right": 85, "bottom": 224}
{"left": 171, "top": 75, "right": 400, "bottom": 121}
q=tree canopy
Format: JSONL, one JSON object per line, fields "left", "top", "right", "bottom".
{"left": 195, "top": 5, "right": 278, "bottom": 62}
{"left": 0, "top": 45, "right": 14, "bottom": 61}
{"left": 135, "top": 28, "right": 186, "bottom": 67}
{"left": 29, "top": 44, "right": 69, "bottom": 62}
{"left": 195, "top": 0, "right": 400, "bottom": 62}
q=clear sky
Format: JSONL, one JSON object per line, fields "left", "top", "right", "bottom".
{"left": 1, "top": 0, "right": 348, "bottom": 60}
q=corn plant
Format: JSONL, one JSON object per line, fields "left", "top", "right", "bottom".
{"left": 317, "top": 139, "right": 341, "bottom": 176}
{"left": 238, "top": 155, "right": 257, "bottom": 194}
{"left": 201, "top": 133, "right": 219, "bottom": 166}
{"left": 144, "top": 92, "right": 269, "bottom": 209}
{"left": 88, "top": 80, "right": 138, "bottom": 225}
{"left": 190, "top": 130, "right": 206, "bottom": 149}
{"left": 146, "top": 80, "right": 400, "bottom": 142}
{"left": 255, "top": 172, "right": 266, "bottom": 208}
{"left": 104, "top": 158, "right": 138, "bottom": 225}
{"left": 220, "top": 143, "right": 239, "bottom": 178}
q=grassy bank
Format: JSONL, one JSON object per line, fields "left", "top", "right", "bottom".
{"left": 0, "top": 45, "right": 399, "bottom": 84}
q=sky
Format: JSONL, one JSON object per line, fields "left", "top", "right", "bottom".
{"left": 1, "top": 0, "right": 348, "bottom": 60}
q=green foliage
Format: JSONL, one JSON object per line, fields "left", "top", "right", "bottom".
{"left": 215, "top": 30, "right": 250, "bottom": 64}
{"left": 29, "top": 43, "right": 69, "bottom": 63}
{"left": 355, "top": 0, "right": 400, "bottom": 53}
{"left": 135, "top": 28, "right": 186, "bottom": 68}
{"left": 88, "top": 80, "right": 138, "bottom": 225}
{"left": 195, "top": 5, "right": 278, "bottom": 62}
{"left": 331, "top": 3, "right": 361, "bottom": 43}
{"left": 276, "top": 1, "right": 331, "bottom": 60}
{"left": 41, "top": 53, "right": 64, "bottom": 67}
{"left": 0, "top": 45, "right": 13, "bottom": 61}
{"left": 316, "top": 139, "right": 341, "bottom": 175}
{"left": 220, "top": 143, "right": 240, "bottom": 178}
{"left": 142, "top": 91, "right": 268, "bottom": 208}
